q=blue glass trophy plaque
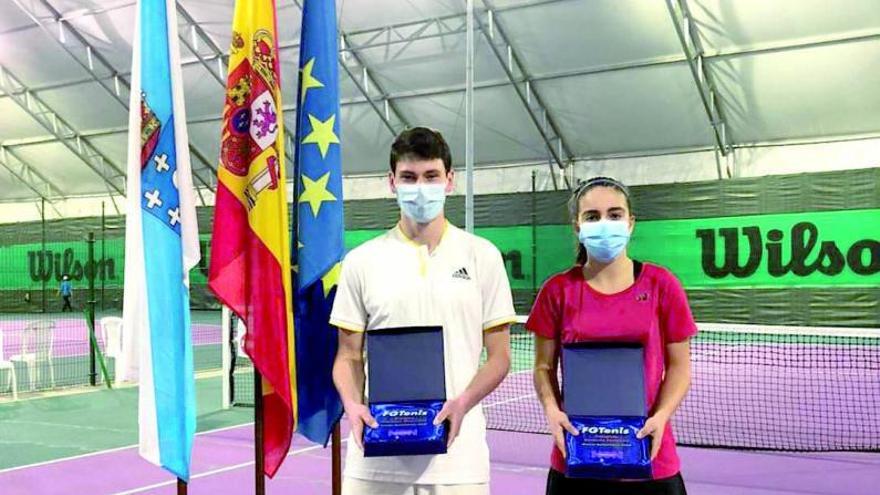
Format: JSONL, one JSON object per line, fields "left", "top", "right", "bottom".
{"left": 363, "top": 326, "right": 447, "bottom": 457}
{"left": 562, "top": 343, "right": 652, "bottom": 479}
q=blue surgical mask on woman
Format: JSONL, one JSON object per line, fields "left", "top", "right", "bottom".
{"left": 578, "top": 220, "right": 631, "bottom": 263}
{"left": 396, "top": 183, "right": 447, "bottom": 223}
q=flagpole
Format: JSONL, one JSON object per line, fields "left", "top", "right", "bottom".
{"left": 254, "top": 370, "right": 265, "bottom": 495}
{"left": 176, "top": 478, "right": 187, "bottom": 495}
{"left": 332, "top": 424, "right": 342, "bottom": 495}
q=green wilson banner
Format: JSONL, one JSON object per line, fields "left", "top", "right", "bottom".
{"left": 1, "top": 209, "right": 877, "bottom": 291}
{"left": 346, "top": 209, "right": 879, "bottom": 290}
{"left": 631, "top": 208, "right": 879, "bottom": 288}
{"left": 0, "top": 237, "right": 212, "bottom": 290}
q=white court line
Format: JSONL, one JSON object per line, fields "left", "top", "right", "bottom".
{"left": 0, "top": 422, "right": 254, "bottom": 474}
{"left": 111, "top": 439, "right": 347, "bottom": 495}
{"left": 483, "top": 393, "right": 536, "bottom": 409}
{"left": 0, "top": 369, "right": 223, "bottom": 404}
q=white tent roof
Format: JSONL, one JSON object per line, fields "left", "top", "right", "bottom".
{"left": 1, "top": 0, "right": 879, "bottom": 204}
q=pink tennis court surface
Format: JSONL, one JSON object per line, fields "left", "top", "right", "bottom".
{"left": 2, "top": 424, "right": 879, "bottom": 495}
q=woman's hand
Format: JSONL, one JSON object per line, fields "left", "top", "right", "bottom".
{"left": 546, "top": 407, "right": 579, "bottom": 458}
{"left": 636, "top": 414, "right": 668, "bottom": 460}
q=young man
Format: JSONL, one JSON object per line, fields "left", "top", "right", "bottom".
{"left": 331, "top": 127, "right": 516, "bottom": 495}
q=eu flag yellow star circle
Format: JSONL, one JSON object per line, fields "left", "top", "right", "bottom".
{"left": 296, "top": 56, "right": 342, "bottom": 298}
{"left": 321, "top": 262, "right": 342, "bottom": 298}
{"left": 302, "top": 114, "right": 340, "bottom": 159}
{"left": 299, "top": 172, "right": 337, "bottom": 217}
{"left": 300, "top": 57, "right": 324, "bottom": 103}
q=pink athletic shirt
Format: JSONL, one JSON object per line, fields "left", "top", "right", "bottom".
{"left": 525, "top": 262, "right": 698, "bottom": 479}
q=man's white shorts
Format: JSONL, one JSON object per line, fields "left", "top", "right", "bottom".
{"left": 341, "top": 477, "right": 489, "bottom": 495}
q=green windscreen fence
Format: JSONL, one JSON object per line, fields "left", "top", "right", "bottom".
{"left": 1, "top": 167, "right": 877, "bottom": 326}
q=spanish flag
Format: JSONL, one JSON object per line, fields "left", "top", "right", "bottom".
{"left": 207, "top": 0, "right": 295, "bottom": 478}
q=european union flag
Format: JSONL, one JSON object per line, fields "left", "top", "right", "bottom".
{"left": 292, "top": 0, "right": 344, "bottom": 446}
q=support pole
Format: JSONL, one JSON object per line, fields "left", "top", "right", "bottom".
{"left": 101, "top": 201, "right": 106, "bottom": 311}
{"left": 531, "top": 170, "right": 537, "bottom": 306}
{"left": 176, "top": 478, "right": 187, "bottom": 495}
{"left": 87, "top": 232, "right": 96, "bottom": 386}
{"left": 464, "top": 0, "right": 475, "bottom": 233}
{"left": 41, "top": 198, "right": 46, "bottom": 313}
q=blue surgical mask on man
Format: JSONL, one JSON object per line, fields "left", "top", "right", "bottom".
{"left": 578, "top": 220, "right": 631, "bottom": 263}
{"left": 396, "top": 183, "right": 447, "bottom": 224}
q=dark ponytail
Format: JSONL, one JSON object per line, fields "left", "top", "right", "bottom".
{"left": 569, "top": 176, "right": 633, "bottom": 266}
{"left": 576, "top": 244, "right": 588, "bottom": 266}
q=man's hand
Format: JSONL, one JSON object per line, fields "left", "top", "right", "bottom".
{"left": 434, "top": 396, "right": 469, "bottom": 448}
{"left": 345, "top": 402, "right": 377, "bottom": 450}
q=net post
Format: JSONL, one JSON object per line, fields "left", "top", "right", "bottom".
{"left": 87, "top": 231, "right": 96, "bottom": 386}
{"left": 332, "top": 423, "right": 342, "bottom": 495}
{"left": 221, "top": 306, "right": 232, "bottom": 409}
{"left": 254, "top": 370, "right": 265, "bottom": 494}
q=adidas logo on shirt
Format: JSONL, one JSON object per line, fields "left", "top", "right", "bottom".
{"left": 452, "top": 267, "right": 471, "bottom": 280}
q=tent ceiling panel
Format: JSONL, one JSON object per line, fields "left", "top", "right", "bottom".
{"left": 336, "top": 64, "right": 370, "bottom": 101}
{"left": 58, "top": 1, "right": 135, "bottom": 74}
{"left": 181, "top": 63, "right": 227, "bottom": 122}
{"left": 0, "top": 99, "right": 49, "bottom": 141}
{"left": 178, "top": 43, "right": 365, "bottom": 106}
{"left": 711, "top": 39, "right": 880, "bottom": 144}
{"left": 276, "top": 2, "right": 306, "bottom": 44}
{"left": 2, "top": 0, "right": 878, "bottom": 202}
{"left": 179, "top": 0, "right": 301, "bottom": 52}
{"left": 177, "top": 0, "right": 238, "bottom": 53}
{"left": 690, "top": 0, "right": 880, "bottom": 53}
{"left": 354, "top": 32, "right": 506, "bottom": 97}
{"left": 0, "top": 1, "right": 36, "bottom": 34}
{"left": 338, "top": 102, "right": 396, "bottom": 175}
{"left": 0, "top": 27, "right": 92, "bottom": 85}
{"left": 536, "top": 63, "right": 715, "bottom": 156}
{"left": 85, "top": 134, "right": 128, "bottom": 168}
{"left": 178, "top": 4, "right": 359, "bottom": 111}
{"left": 186, "top": 121, "right": 221, "bottom": 172}
{"left": 177, "top": 0, "right": 236, "bottom": 50}
{"left": 496, "top": 0, "right": 684, "bottom": 75}
{"left": 338, "top": 0, "right": 460, "bottom": 33}
{"left": 35, "top": 82, "right": 127, "bottom": 132}
{"left": 49, "top": 0, "right": 134, "bottom": 14}
{"left": 0, "top": 163, "right": 35, "bottom": 201}
{"left": 13, "top": 142, "right": 116, "bottom": 196}
{"left": 482, "top": 0, "right": 546, "bottom": 6}
{"left": 393, "top": 85, "right": 549, "bottom": 168}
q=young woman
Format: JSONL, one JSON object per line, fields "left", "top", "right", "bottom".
{"left": 526, "top": 177, "right": 696, "bottom": 495}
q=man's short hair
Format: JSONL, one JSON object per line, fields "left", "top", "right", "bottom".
{"left": 389, "top": 127, "right": 452, "bottom": 174}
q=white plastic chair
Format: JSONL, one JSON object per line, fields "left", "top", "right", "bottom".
{"left": 100, "top": 316, "right": 124, "bottom": 385}
{"left": 10, "top": 320, "right": 55, "bottom": 391}
{"left": 99, "top": 316, "right": 124, "bottom": 359}
{"left": 0, "top": 329, "right": 18, "bottom": 400}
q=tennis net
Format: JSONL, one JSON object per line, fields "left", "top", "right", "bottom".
{"left": 226, "top": 319, "right": 880, "bottom": 451}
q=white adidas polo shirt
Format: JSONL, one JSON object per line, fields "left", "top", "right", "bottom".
{"left": 330, "top": 222, "right": 516, "bottom": 485}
